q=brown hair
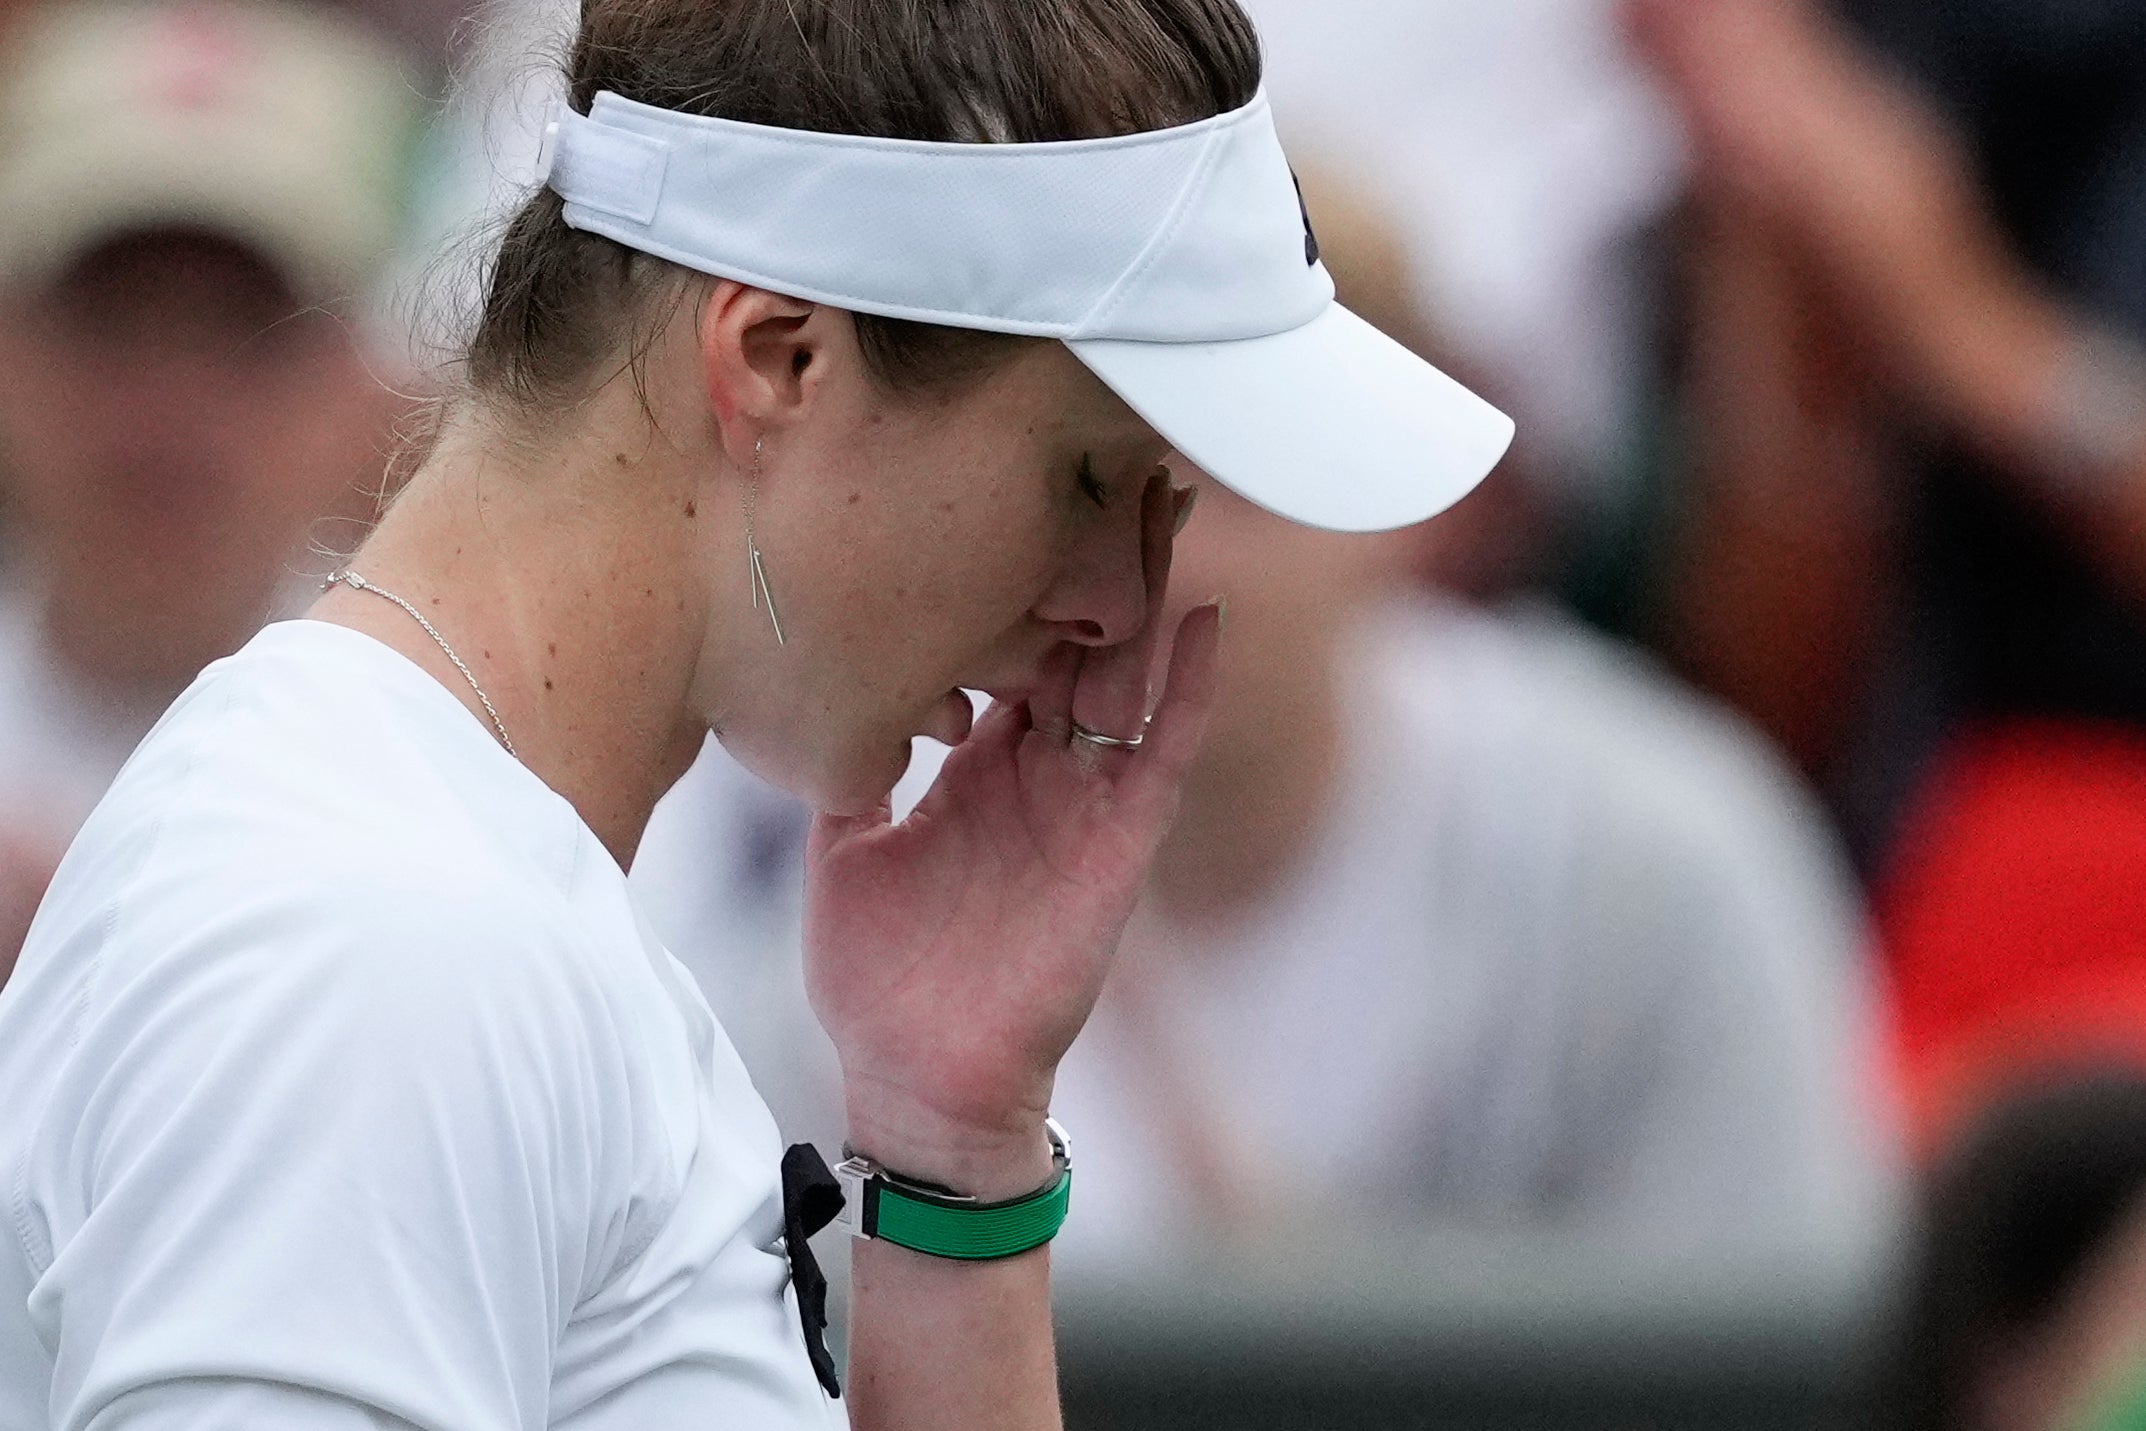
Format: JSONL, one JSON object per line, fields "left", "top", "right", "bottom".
{"left": 465, "top": 0, "right": 1263, "bottom": 412}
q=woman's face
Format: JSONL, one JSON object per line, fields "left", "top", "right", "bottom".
{"left": 702, "top": 317, "right": 1173, "bottom": 814}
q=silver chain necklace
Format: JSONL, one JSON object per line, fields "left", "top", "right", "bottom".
{"left": 324, "top": 570, "right": 518, "bottom": 759}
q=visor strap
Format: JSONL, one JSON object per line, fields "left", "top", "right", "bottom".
{"left": 546, "top": 104, "right": 668, "bottom": 224}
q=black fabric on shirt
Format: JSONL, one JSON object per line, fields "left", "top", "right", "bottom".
{"left": 780, "top": 1143, "right": 845, "bottom": 1399}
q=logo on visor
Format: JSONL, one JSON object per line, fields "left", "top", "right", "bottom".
{"left": 1291, "top": 171, "right": 1320, "bottom": 267}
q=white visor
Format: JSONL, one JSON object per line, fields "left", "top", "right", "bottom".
{"left": 543, "top": 89, "right": 1513, "bottom": 532}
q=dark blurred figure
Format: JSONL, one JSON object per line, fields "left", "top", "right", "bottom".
{"left": 1890, "top": 1074, "right": 2146, "bottom": 1431}
{"left": 0, "top": 0, "right": 420, "bottom": 982}
{"left": 1628, "top": 0, "right": 2146, "bottom": 1153}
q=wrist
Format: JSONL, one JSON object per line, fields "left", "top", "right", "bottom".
{"left": 843, "top": 1077, "right": 1057, "bottom": 1203}
{"left": 835, "top": 1117, "right": 1073, "bottom": 1260}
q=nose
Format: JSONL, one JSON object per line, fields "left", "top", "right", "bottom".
{"left": 1032, "top": 514, "right": 1148, "bottom": 649}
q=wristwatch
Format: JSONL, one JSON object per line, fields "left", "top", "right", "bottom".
{"left": 834, "top": 1117, "right": 1073, "bottom": 1261}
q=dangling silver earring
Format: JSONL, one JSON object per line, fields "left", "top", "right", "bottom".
{"left": 746, "top": 437, "right": 787, "bottom": 646}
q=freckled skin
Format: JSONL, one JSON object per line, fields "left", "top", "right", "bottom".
{"left": 697, "top": 330, "right": 1169, "bottom": 811}
{"left": 339, "top": 294, "right": 1171, "bottom": 827}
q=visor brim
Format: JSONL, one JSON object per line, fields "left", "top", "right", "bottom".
{"left": 1069, "top": 302, "right": 1515, "bottom": 534}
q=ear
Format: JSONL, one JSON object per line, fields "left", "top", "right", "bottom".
{"left": 696, "top": 280, "right": 823, "bottom": 464}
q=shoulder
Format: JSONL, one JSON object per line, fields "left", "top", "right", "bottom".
{"left": 19, "top": 842, "right": 640, "bottom": 1266}
{"left": 50, "top": 840, "right": 616, "bottom": 1129}
{"left": 264, "top": 848, "right": 605, "bottom": 1017}
{"left": 9, "top": 877, "right": 642, "bottom": 1431}
{"left": 29, "top": 724, "right": 621, "bottom": 1150}
{"left": 39, "top": 622, "right": 596, "bottom": 1009}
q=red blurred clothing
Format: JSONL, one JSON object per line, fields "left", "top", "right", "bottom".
{"left": 1883, "top": 721, "right": 2146, "bottom": 1155}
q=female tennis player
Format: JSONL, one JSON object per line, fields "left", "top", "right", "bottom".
{"left": 0, "top": 0, "right": 1511, "bottom": 1426}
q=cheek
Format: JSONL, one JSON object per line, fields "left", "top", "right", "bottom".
{"left": 938, "top": 495, "right": 1066, "bottom": 611}
{"left": 824, "top": 475, "right": 1064, "bottom": 662}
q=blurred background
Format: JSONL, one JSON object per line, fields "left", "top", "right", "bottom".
{"left": 3, "top": 0, "right": 2145, "bottom": 1426}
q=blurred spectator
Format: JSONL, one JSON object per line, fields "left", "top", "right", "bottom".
{"left": 388, "top": 0, "right": 568, "bottom": 373}
{"left": 0, "top": 0, "right": 419, "bottom": 983}
{"left": 1231, "top": 0, "right": 1684, "bottom": 504}
{"left": 634, "top": 169, "right": 1902, "bottom": 1277}
{"left": 1189, "top": 0, "right": 1709, "bottom": 642}
{"left": 1628, "top": 0, "right": 2146, "bottom": 1152}
{"left": 1888, "top": 1075, "right": 2146, "bottom": 1431}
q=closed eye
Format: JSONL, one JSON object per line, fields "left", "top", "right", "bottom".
{"left": 1076, "top": 453, "right": 1107, "bottom": 510}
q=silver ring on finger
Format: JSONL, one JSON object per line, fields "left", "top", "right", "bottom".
{"left": 1069, "top": 718, "right": 1147, "bottom": 752}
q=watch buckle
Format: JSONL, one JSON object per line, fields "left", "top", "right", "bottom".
{"left": 833, "top": 1155, "right": 873, "bottom": 1239}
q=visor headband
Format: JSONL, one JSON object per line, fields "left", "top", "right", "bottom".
{"left": 540, "top": 88, "right": 1333, "bottom": 344}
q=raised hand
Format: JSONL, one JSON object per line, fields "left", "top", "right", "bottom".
{"left": 1623, "top": 0, "right": 2039, "bottom": 414}
{"left": 803, "top": 472, "right": 1220, "bottom": 1196}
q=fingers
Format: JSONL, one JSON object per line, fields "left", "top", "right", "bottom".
{"left": 1120, "top": 599, "right": 1222, "bottom": 815}
{"left": 965, "top": 694, "right": 1030, "bottom": 756}
{"left": 1068, "top": 468, "right": 1175, "bottom": 748}
{"left": 912, "top": 695, "right": 1029, "bottom": 822}
{"left": 935, "top": 693, "right": 1028, "bottom": 786}
{"left": 807, "top": 796, "right": 894, "bottom": 862}
{"left": 1024, "top": 639, "right": 1083, "bottom": 746}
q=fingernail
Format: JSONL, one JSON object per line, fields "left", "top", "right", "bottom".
{"left": 1172, "top": 485, "right": 1199, "bottom": 535}
{"left": 1210, "top": 593, "right": 1228, "bottom": 634}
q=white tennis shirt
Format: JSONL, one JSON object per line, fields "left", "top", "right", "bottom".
{"left": 0, "top": 621, "right": 843, "bottom": 1430}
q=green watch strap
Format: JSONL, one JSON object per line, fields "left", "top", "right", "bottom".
{"left": 837, "top": 1117, "right": 1073, "bottom": 1260}
{"left": 866, "top": 1167, "right": 1072, "bottom": 1260}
